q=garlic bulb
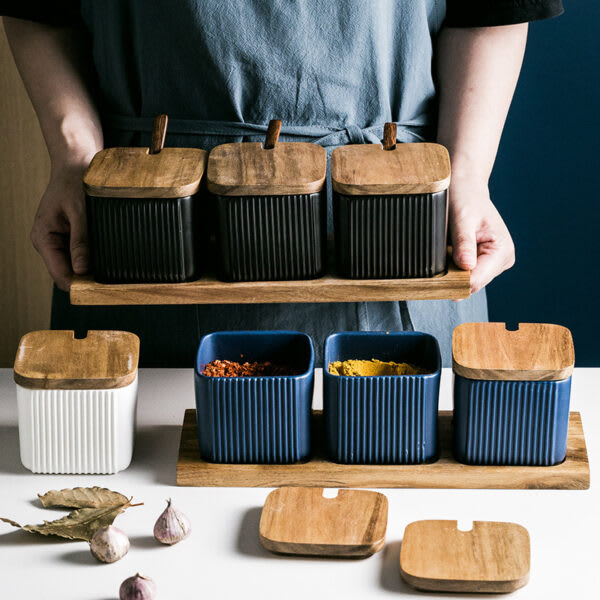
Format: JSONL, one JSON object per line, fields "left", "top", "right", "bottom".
{"left": 90, "top": 525, "right": 130, "bottom": 563}
{"left": 153, "top": 498, "right": 191, "bottom": 545}
{"left": 119, "top": 573, "right": 156, "bottom": 600}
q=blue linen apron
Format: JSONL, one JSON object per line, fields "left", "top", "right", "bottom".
{"left": 52, "top": 0, "right": 488, "bottom": 366}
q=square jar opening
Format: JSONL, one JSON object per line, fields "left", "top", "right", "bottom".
{"left": 196, "top": 330, "right": 314, "bottom": 379}
{"left": 324, "top": 331, "right": 440, "bottom": 376}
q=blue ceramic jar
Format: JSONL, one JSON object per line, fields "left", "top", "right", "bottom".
{"left": 452, "top": 323, "right": 575, "bottom": 466}
{"left": 195, "top": 330, "right": 314, "bottom": 463}
{"left": 324, "top": 331, "right": 441, "bottom": 464}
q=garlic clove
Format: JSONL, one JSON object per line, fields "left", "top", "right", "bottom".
{"left": 153, "top": 498, "right": 191, "bottom": 545}
{"left": 89, "top": 525, "right": 130, "bottom": 563}
{"left": 119, "top": 573, "right": 156, "bottom": 600}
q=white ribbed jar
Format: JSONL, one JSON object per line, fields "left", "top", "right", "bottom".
{"left": 14, "top": 330, "right": 140, "bottom": 474}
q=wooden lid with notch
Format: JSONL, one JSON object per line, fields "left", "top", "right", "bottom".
{"left": 259, "top": 487, "right": 388, "bottom": 558}
{"left": 331, "top": 123, "right": 450, "bottom": 196}
{"left": 14, "top": 330, "right": 140, "bottom": 390}
{"left": 207, "top": 119, "right": 327, "bottom": 196}
{"left": 400, "top": 520, "right": 530, "bottom": 593}
{"left": 83, "top": 114, "right": 207, "bottom": 199}
{"left": 453, "top": 322, "right": 575, "bottom": 381}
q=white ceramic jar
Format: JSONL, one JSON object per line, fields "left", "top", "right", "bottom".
{"left": 13, "top": 330, "right": 140, "bottom": 474}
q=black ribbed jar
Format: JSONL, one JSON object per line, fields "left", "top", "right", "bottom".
{"left": 206, "top": 120, "right": 327, "bottom": 282}
{"left": 83, "top": 115, "right": 207, "bottom": 283}
{"left": 331, "top": 123, "right": 450, "bottom": 279}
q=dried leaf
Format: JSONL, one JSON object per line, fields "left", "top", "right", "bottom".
{"left": 38, "top": 486, "right": 128, "bottom": 509}
{"left": 21, "top": 501, "right": 131, "bottom": 541}
{"left": 0, "top": 517, "right": 21, "bottom": 528}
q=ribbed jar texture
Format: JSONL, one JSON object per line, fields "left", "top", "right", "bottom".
{"left": 87, "top": 195, "right": 199, "bottom": 283}
{"left": 16, "top": 378, "right": 138, "bottom": 474}
{"left": 453, "top": 375, "right": 571, "bottom": 465}
{"left": 215, "top": 192, "right": 325, "bottom": 281}
{"left": 195, "top": 375, "right": 312, "bottom": 463}
{"left": 334, "top": 190, "right": 447, "bottom": 278}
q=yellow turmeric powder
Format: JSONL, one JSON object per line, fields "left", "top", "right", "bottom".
{"left": 328, "top": 359, "right": 428, "bottom": 376}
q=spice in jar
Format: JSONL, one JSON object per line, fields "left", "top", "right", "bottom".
{"left": 328, "top": 359, "right": 428, "bottom": 377}
{"left": 202, "top": 359, "right": 303, "bottom": 377}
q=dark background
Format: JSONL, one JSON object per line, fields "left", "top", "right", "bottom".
{"left": 487, "top": 0, "right": 599, "bottom": 365}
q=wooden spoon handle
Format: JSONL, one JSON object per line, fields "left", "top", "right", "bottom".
{"left": 150, "top": 114, "right": 168, "bottom": 154}
{"left": 383, "top": 122, "right": 397, "bottom": 151}
{"left": 264, "top": 119, "right": 282, "bottom": 149}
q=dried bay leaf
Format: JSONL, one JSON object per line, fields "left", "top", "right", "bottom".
{"left": 38, "top": 486, "right": 128, "bottom": 509}
{"left": 1, "top": 501, "right": 131, "bottom": 541}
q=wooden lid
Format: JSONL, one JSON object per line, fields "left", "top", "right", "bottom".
{"left": 331, "top": 125, "right": 450, "bottom": 196}
{"left": 83, "top": 115, "right": 207, "bottom": 198}
{"left": 206, "top": 119, "right": 327, "bottom": 196}
{"left": 452, "top": 322, "right": 575, "bottom": 381}
{"left": 399, "top": 520, "right": 530, "bottom": 593}
{"left": 259, "top": 487, "right": 388, "bottom": 558}
{"left": 14, "top": 330, "right": 140, "bottom": 390}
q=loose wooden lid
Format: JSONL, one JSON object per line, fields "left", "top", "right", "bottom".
{"left": 452, "top": 322, "right": 575, "bottom": 381}
{"left": 399, "top": 520, "right": 530, "bottom": 593}
{"left": 83, "top": 115, "right": 207, "bottom": 198}
{"left": 331, "top": 128, "right": 450, "bottom": 196}
{"left": 14, "top": 330, "right": 140, "bottom": 390}
{"left": 259, "top": 487, "right": 388, "bottom": 558}
{"left": 206, "top": 119, "right": 327, "bottom": 196}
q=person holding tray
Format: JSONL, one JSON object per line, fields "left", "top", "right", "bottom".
{"left": 2, "top": 1, "right": 563, "bottom": 366}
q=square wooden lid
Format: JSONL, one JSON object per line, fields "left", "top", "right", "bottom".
{"left": 83, "top": 147, "right": 207, "bottom": 199}
{"left": 14, "top": 330, "right": 140, "bottom": 390}
{"left": 331, "top": 142, "right": 450, "bottom": 196}
{"left": 452, "top": 322, "right": 575, "bottom": 381}
{"left": 400, "top": 520, "right": 530, "bottom": 593}
{"left": 259, "top": 487, "right": 388, "bottom": 558}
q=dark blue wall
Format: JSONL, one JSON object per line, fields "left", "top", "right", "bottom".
{"left": 487, "top": 1, "right": 600, "bottom": 366}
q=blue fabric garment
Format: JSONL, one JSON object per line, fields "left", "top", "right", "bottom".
{"left": 53, "top": 0, "right": 488, "bottom": 367}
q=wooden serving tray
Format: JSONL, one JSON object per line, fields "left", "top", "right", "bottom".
{"left": 70, "top": 252, "right": 469, "bottom": 305}
{"left": 176, "top": 410, "right": 590, "bottom": 490}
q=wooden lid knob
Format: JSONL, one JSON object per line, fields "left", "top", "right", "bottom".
{"left": 383, "top": 122, "right": 397, "bottom": 151}
{"left": 149, "top": 114, "right": 168, "bottom": 154}
{"left": 264, "top": 119, "right": 282, "bottom": 150}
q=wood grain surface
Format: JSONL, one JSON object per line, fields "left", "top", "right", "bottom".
{"left": 83, "top": 147, "right": 207, "bottom": 198}
{"left": 331, "top": 142, "right": 451, "bottom": 195}
{"left": 14, "top": 330, "right": 140, "bottom": 390}
{"left": 176, "top": 410, "right": 590, "bottom": 490}
{"left": 399, "top": 520, "right": 530, "bottom": 593}
{"left": 453, "top": 322, "right": 575, "bottom": 381}
{"left": 263, "top": 119, "right": 281, "bottom": 150}
{"left": 70, "top": 251, "right": 470, "bottom": 305}
{"left": 259, "top": 487, "right": 388, "bottom": 558}
{"left": 206, "top": 141, "right": 326, "bottom": 196}
{"left": 149, "top": 114, "right": 168, "bottom": 154}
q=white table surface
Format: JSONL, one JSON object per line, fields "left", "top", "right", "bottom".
{"left": 0, "top": 367, "right": 598, "bottom": 599}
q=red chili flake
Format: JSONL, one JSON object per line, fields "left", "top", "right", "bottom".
{"left": 202, "top": 359, "right": 303, "bottom": 377}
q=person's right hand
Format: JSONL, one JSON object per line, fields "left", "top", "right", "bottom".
{"left": 30, "top": 161, "right": 92, "bottom": 292}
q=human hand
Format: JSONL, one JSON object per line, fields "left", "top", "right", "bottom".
{"left": 30, "top": 159, "right": 92, "bottom": 292}
{"left": 448, "top": 176, "right": 515, "bottom": 295}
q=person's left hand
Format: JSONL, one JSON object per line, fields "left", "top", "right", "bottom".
{"left": 448, "top": 175, "right": 515, "bottom": 295}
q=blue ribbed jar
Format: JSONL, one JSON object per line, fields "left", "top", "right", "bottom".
{"left": 324, "top": 331, "right": 441, "bottom": 464}
{"left": 195, "top": 331, "right": 314, "bottom": 464}
{"left": 452, "top": 323, "right": 575, "bottom": 466}
{"left": 453, "top": 376, "right": 572, "bottom": 465}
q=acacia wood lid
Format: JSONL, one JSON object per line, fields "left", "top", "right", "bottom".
{"left": 331, "top": 125, "right": 450, "bottom": 196}
{"left": 259, "top": 487, "right": 388, "bottom": 558}
{"left": 14, "top": 330, "right": 140, "bottom": 390}
{"left": 399, "top": 520, "right": 530, "bottom": 593}
{"left": 83, "top": 114, "right": 207, "bottom": 199}
{"left": 452, "top": 322, "right": 575, "bottom": 381}
{"left": 206, "top": 119, "right": 327, "bottom": 196}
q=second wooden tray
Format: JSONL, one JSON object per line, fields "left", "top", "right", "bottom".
{"left": 176, "top": 410, "right": 590, "bottom": 490}
{"left": 70, "top": 251, "right": 469, "bottom": 305}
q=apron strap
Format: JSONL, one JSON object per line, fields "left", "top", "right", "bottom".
{"left": 103, "top": 114, "right": 428, "bottom": 147}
